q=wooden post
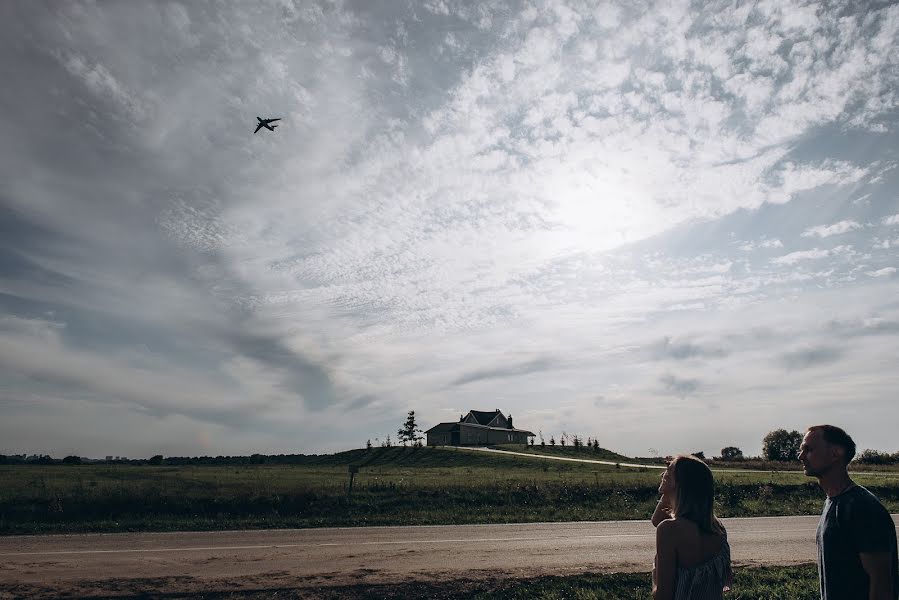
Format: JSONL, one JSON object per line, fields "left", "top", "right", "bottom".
{"left": 347, "top": 464, "right": 359, "bottom": 499}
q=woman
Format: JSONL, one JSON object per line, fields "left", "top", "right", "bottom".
{"left": 651, "top": 455, "right": 733, "bottom": 599}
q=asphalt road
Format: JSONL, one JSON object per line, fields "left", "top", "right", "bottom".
{"left": 4, "top": 515, "right": 897, "bottom": 597}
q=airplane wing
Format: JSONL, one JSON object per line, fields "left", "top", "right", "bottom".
{"left": 254, "top": 122, "right": 264, "bottom": 134}
{"left": 269, "top": 118, "right": 281, "bottom": 122}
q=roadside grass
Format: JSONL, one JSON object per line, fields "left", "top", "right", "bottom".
{"left": 2, "top": 446, "right": 897, "bottom": 535}
{"left": 53, "top": 564, "right": 815, "bottom": 599}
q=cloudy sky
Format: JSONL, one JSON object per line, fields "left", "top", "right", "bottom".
{"left": 2, "top": 1, "right": 898, "bottom": 459}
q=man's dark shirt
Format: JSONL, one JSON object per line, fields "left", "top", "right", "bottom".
{"left": 816, "top": 484, "right": 898, "bottom": 600}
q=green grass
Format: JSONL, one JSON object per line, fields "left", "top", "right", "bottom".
{"left": 4, "top": 564, "right": 817, "bottom": 599}
{"left": 1, "top": 446, "right": 897, "bottom": 535}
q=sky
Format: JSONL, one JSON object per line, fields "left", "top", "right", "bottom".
{"left": 1, "top": 1, "right": 898, "bottom": 460}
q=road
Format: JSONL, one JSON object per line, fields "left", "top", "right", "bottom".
{"left": 456, "top": 446, "right": 899, "bottom": 477}
{"left": 4, "top": 516, "right": 897, "bottom": 597}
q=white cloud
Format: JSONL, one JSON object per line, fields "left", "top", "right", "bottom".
{"left": 739, "top": 239, "right": 783, "bottom": 251}
{"left": 59, "top": 52, "right": 149, "bottom": 121}
{"left": 771, "top": 246, "right": 854, "bottom": 265}
{"left": 883, "top": 214, "right": 899, "bottom": 226}
{"left": 801, "top": 220, "right": 863, "bottom": 238}
{"left": 866, "top": 267, "right": 896, "bottom": 278}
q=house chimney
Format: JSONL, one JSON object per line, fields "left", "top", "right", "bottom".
{"left": 508, "top": 414, "right": 513, "bottom": 428}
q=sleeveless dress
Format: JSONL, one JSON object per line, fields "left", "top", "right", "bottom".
{"left": 673, "top": 538, "right": 732, "bottom": 600}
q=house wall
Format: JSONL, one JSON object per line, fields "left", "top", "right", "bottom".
{"left": 427, "top": 424, "right": 532, "bottom": 446}
{"left": 426, "top": 432, "right": 452, "bottom": 446}
{"left": 455, "top": 425, "right": 529, "bottom": 446}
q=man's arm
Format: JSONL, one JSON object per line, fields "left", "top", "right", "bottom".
{"left": 859, "top": 552, "right": 894, "bottom": 600}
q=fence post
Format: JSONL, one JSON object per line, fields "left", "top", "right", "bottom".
{"left": 347, "top": 464, "right": 359, "bottom": 500}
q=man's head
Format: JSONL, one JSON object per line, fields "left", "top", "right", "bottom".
{"left": 799, "top": 425, "right": 856, "bottom": 478}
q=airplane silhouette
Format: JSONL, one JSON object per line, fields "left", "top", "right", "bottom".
{"left": 254, "top": 117, "right": 281, "bottom": 134}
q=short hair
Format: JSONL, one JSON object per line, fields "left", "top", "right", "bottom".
{"left": 807, "top": 425, "right": 856, "bottom": 464}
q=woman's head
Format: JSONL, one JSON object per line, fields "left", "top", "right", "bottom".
{"left": 667, "top": 454, "right": 723, "bottom": 535}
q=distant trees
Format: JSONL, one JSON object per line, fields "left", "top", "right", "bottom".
{"left": 366, "top": 439, "right": 372, "bottom": 450}
{"left": 720, "top": 446, "right": 744, "bottom": 461}
{"left": 856, "top": 449, "right": 899, "bottom": 465}
{"left": 62, "top": 455, "right": 82, "bottom": 465}
{"left": 535, "top": 432, "right": 603, "bottom": 452}
{"left": 693, "top": 451, "right": 705, "bottom": 460}
{"left": 762, "top": 429, "right": 802, "bottom": 461}
{"left": 397, "top": 410, "right": 423, "bottom": 446}
{"left": 148, "top": 454, "right": 164, "bottom": 465}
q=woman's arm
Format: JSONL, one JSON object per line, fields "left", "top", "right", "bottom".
{"left": 651, "top": 493, "right": 673, "bottom": 527}
{"left": 652, "top": 520, "right": 677, "bottom": 600}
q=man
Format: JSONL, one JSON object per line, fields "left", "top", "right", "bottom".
{"left": 799, "top": 425, "right": 898, "bottom": 600}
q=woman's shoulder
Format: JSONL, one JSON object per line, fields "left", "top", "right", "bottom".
{"left": 658, "top": 518, "right": 727, "bottom": 543}
{"left": 656, "top": 517, "right": 694, "bottom": 539}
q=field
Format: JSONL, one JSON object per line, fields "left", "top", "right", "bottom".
{"left": 2, "top": 445, "right": 899, "bottom": 535}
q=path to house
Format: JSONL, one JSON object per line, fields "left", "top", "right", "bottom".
{"left": 2, "top": 516, "right": 898, "bottom": 597}
{"left": 456, "top": 446, "right": 899, "bottom": 477}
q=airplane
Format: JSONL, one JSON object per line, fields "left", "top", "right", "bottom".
{"left": 254, "top": 117, "right": 281, "bottom": 133}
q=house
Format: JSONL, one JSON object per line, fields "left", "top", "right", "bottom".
{"left": 425, "top": 409, "right": 535, "bottom": 446}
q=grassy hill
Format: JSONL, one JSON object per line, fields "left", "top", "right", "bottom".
{"left": 292, "top": 443, "right": 640, "bottom": 468}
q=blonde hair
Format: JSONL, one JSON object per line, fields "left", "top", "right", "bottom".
{"left": 671, "top": 454, "right": 726, "bottom": 536}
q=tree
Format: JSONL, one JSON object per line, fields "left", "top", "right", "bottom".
{"left": 856, "top": 449, "right": 896, "bottom": 465}
{"left": 549, "top": 436, "right": 556, "bottom": 446}
{"left": 720, "top": 446, "right": 744, "bottom": 461}
{"left": 366, "top": 439, "right": 372, "bottom": 450}
{"left": 62, "top": 455, "right": 81, "bottom": 465}
{"left": 593, "top": 439, "right": 600, "bottom": 451}
{"left": 762, "top": 429, "right": 802, "bottom": 461}
{"left": 693, "top": 451, "right": 705, "bottom": 460}
{"left": 148, "top": 454, "right": 164, "bottom": 465}
{"left": 397, "top": 410, "right": 423, "bottom": 446}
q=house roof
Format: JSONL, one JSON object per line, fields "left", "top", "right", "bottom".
{"left": 468, "top": 409, "right": 503, "bottom": 425}
{"left": 424, "top": 422, "right": 459, "bottom": 434}
{"left": 425, "top": 421, "right": 535, "bottom": 436}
